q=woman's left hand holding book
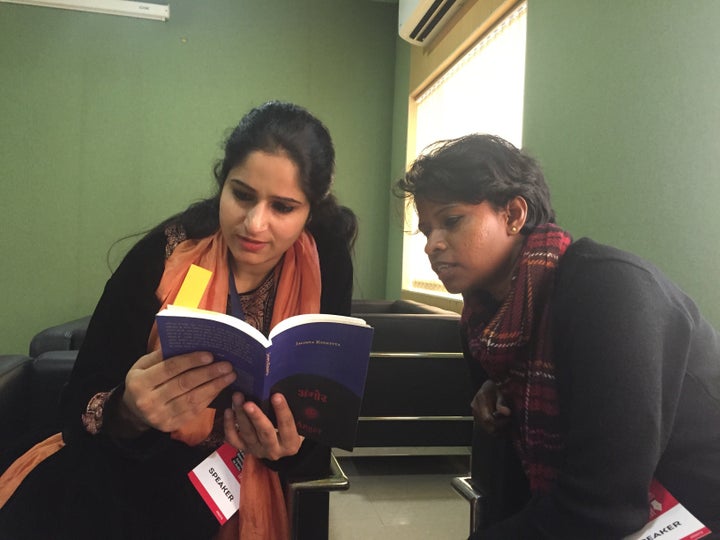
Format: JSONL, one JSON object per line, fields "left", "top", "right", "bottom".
{"left": 222, "top": 391, "right": 304, "bottom": 461}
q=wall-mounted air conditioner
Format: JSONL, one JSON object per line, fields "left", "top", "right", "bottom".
{"left": 0, "top": 0, "right": 170, "bottom": 21}
{"left": 398, "top": 0, "right": 466, "bottom": 47}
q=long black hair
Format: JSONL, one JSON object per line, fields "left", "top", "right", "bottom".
{"left": 161, "top": 101, "right": 357, "bottom": 246}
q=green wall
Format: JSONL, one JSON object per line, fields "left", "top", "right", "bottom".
{"left": 522, "top": 0, "right": 720, "bottom": 327}
{"left": 9, "top": 0, "right": 715, "bottom": 355}
{"left": 382, "top": 0, "right": 720, "bottom": 325}
{"left": 384, "top": 36, "right": 411, "bottom": 300}
{"left": 0, "top": 0, "right": 398, "bottom": 354}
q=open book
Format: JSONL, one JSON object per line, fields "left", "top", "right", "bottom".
{"left": 156, "top": 305, "right": 374, "bottom": 450}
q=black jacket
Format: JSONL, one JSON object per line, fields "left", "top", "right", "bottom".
{"left": 471, "top": 238, "right": 720, "bottom": 539}
{"left": 0, "top": 223, "right": 353, "bottom": 540}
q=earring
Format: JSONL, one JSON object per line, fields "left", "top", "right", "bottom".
{"left": 511, "top": 226, "right": 518, "bottom": 233}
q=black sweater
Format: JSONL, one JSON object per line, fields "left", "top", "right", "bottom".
{"left": 0, "top": 224, "right": 353, "bottom": 540}
{"left": 471, "top": 238, "right": 720, "bottom": 539}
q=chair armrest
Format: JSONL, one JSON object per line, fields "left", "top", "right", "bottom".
{"left": 29, "top": 316, "right": 90, "bottom": 357}
{"left": 0, "top": 355, "right": 34, "bottom": 472}
{"left": 0, "top": 356, "right": 33, "bottom": 445}
{"left": 287, "top": 453, "right": 349, "bottom": 495}
{"left": 452, "top": 420, "right": 532, "bottom": 536}
{"left": 286, "top": 453, "right": 349, "bottom": 540}
{"left": 451, "top": 475, "right": 488, "bottom": 536}
{"left": 29, "top": 351, "right": 78, "bottom": 431}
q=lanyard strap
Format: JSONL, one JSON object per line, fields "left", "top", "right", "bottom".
{"left": 227, "top": 256, "right": 245, "bottom": 320}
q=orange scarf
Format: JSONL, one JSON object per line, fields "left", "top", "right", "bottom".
{"left": 0, "top": 229, "right": 322, "bottom": 540}
{"left": 0, "top": 432, "right": 65, "bottom": 506}
{"left": 150, "top": 229, "right": 321, "bottom": 540}
{"left": 462, "top": 224, "right": 571, "bottom": 493}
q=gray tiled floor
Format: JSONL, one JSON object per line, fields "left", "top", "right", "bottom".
{"left": 329, "top": 453, "right": 471, "bottom": 540}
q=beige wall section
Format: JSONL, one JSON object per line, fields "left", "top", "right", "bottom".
{"left": 408, "top": 0, "right": 520, "bottom": 96}
{"left": 403, "top": 290, "right": 463, "bottom": 314}
{"left": 405, "top": 0, "right": 518, "bottom": 163}
{"left": 400, "top": 0, "right": 520, "bottom": 312}
{"left": 0, "top": 1, "right": 398, "bottom": 354}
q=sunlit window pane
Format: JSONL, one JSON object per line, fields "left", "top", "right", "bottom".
{"left": 403, "top": 2, "right": 527, "bottom": 298}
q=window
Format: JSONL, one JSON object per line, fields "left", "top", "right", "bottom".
{"left": 402, "top": 1, "right": 527, "bottom": 301}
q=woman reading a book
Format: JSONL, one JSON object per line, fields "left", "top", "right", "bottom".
{"left": 395, "top": 134, "right": 720, "bottom": 539}
{"left": 0, "top": 101, "right": 357, "bottom": 539}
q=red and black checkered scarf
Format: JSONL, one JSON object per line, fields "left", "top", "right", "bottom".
{"left": 461, "top": 223, "right": 572, "bottom": 494}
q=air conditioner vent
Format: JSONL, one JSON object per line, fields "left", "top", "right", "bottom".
{"left": 399, "top": 0, "right": 466, "bottom": 47}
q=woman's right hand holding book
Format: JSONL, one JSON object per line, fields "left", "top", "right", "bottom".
{"left": 108, "top": 350, "right": 238, "bottom": 437}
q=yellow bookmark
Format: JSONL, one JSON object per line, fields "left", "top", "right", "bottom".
{"left": 173, "top": 264, "right": 212, "bottom": 309}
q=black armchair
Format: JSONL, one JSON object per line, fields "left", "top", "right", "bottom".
{"left": 0, "top": 355, "right": 34, "bottom": 469}
{"left": 0, "top": 351, "right": 77, "bottom": 471}
{"left": 28, "top": 316, "right": 90, "bottom": 358}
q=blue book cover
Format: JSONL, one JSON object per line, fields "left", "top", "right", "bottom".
{"left": 155, "top": 305, "right": 374, "bottom": 450}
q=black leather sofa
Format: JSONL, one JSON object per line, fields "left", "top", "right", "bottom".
{"left": 1, "top": 313, "right": 92, "bottom": 470}
{"left": 351, "top": 299, "right": 474, "bottom": 452}
{"left": 28, "top": 315, "right": 90, "bottom": 358}
{"left": 0, "top": 355, "right": 34, "bottom": 470}
{"left": 0, "top": 351, "right": 77, "bottom": 472}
